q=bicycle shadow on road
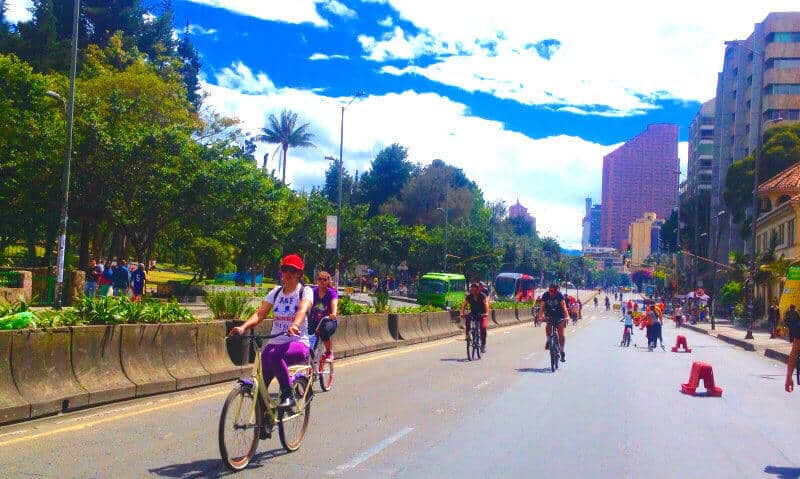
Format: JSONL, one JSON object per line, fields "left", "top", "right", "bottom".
{"left": 516, "top": 368, "right": 554, "bottom": 374}
{"left": 764, "top": 466, "right": 800, "bottom": 478}
{"left": 440, "top": 358, "right": 470, "bottom": 363}
{"left": 148, "top": 447, "right": 289, "bottom": 479}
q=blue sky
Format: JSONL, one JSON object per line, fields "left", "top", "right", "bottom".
{"left": 6, "top": 0, "right": 800, "bottom": 248}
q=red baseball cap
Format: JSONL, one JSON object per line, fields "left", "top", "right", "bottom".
{"left": 280, "top": 254, "right": 304, "bottom": 271}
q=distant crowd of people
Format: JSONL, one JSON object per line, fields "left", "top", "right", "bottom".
{"left": 84, "top": 258, "right": 147, "bottom": 300}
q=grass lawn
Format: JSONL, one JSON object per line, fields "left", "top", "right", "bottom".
{"left": 147, "top": 269, "right": 195, "bottom": 285}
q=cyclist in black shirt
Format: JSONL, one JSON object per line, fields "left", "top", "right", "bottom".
{"left": 460, "top": 283, "right": 490, "bottom": 353}
{"left": 537, "top": 283, "right": 571, "bottom": 362}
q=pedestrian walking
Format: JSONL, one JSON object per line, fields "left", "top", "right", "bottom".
{"left": 84, "top": 259, "right": 102, "bottom": 297}
{"left": 131, "top": 263, "right": 146, "bottom": 302}
{"left": 112, "top": 260, "right": 131, "bottom": 297}
{"left": 99, "top": 260, "right": 114, "bottom": 296}
{"left": 769, "top": 300, "right": 780, "bottom": 339}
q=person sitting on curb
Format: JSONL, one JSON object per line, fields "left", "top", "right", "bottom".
{"left": 784, "top": 304, "right": 800, "bottom": 393}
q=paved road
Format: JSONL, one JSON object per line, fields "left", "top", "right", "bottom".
{"left": 1, "top": 298, "right": 798, "bottom": 478}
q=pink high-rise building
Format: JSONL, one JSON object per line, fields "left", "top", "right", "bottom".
{"left": 600, "top": 124, "right": 679, "bottom": 249}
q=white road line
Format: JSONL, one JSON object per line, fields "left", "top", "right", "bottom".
{"left": 503, "top": 331, "right": 511, "bottom": 334}
{"left": 524, "top": 352, "right": 537, "bottom": 360}
{"left": 330, "top": 427, "right": 414, "bottom": 475}
{"left": 473, "top": 380, "right": 489, "bottom": 390}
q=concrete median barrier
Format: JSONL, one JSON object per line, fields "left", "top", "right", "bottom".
{"left": 0, "top": 330, "right": 29, "bottom": 424}
{"left": 492, "top": 308, "right": 517, "bottom": 327}
{"left": 120, "top": 324, "right": 177, "bottom": 397}
{"left": 393, "top": 313, "right": 426, "bottom": 344}
{"left": 161, "top": 323, "right": 211, "bottom": 390}
{"left": 516, "top": 304, "right": 534, "bottom": 322}
{"left": 339, "top": 315, "right": 369, "bottom": 356}
{"left": 352, "top": 314, "right": 381, "bottom": 353}
{"left": 11, "top": 328, "right": 89, "bottom": 418}
{"left": 71, "top": 325, "right": 136, "bottom": 405}
{"left": 197, "top": 321, "right": 241, "bottom": 383}
{"left": 364, "top": 313, "right": 396, "bottom": 350}
{"left": 427, "top": 311, "right": 456, "bottom": 339}
{"left": 331, "top": 317, "right": 355, "bottom": 358}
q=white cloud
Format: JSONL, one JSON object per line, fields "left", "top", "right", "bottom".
{"left": 184, "top": 0, "right": 329, "bottom": 26}
{"left": 186, "top": 23, "right": 218, "bottom": 36}
{"left": 203, "top": 62, "right": 617, "bottom": 249}
{"left": 378, "top": 16, "right": 393, "bottom": 27}
{"left": 358, "top": 0, "right": 800, "bottom": 116}
{"left": 320, "top": 0, "right": 357, "bottom": 18}
{"left": 309, "top": 53, "right": 351, "bottom": 61}
{"left": 3, "top": 0, "right": 32, "bottom": 24}
{"left": 358, "top": 26, "right": 456, "bottom": 62}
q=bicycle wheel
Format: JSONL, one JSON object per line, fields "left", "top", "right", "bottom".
{"left": 278, "top": 376, "right": 311, "bottom": 452}
{"left": 550, "top": 336, "right": 559, "bottom": 372}
{"left": 219, "top": 384, "right": 262, "bottom": 471}
{"left": 319, "top": 357, "right": 334, "bottom": 391}
{"left": 472, "top": 328, "right": 482, "bottom": 360}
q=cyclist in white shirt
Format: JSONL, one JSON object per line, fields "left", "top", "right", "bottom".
{"left": 230, "top": 254, "right": 313, "bottom": 408}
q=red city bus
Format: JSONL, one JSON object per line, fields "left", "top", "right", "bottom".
{"left": 494, "top": 273, "right": 536, "bottom": 302}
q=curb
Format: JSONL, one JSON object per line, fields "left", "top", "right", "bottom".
{"left": 765, "top": 348, "right": 789, "bottom": 363}
{"left": 682, "top": 324, "right": 710, "bottom": 335}
{"left": 715, "top": 333, "right": 756, "bottom": 351}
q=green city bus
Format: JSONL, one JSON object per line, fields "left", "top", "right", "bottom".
{"left": 417, "top": 272, "right": 466, "bottom": 309}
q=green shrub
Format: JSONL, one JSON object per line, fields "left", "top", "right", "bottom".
{"left": 394, "top": 304, "right": 443, "bottom": 313}
{"left": 37, "top": 296, "right": 196, "bottom": 325}
{"left": 204, "top": 290, "right": 257, "bottom": 320}
{"left": 373, "top": 292, "right": 390, "bottom": 313}
{"left": 491, "top": 301, "right": 517, "bottom": 310}
{"left": 0, "top": 296, "right": 30, "bottom": 317}
{"left": 339, "top": 296, "right": 375, "bottom": 315}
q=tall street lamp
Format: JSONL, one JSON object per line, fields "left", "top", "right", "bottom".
{"left": 334, "top": 92, "right": 365, "bottom": 287}
{"left": 709, "top": 210, "right": 726, "bottom": 330}
{"left": 48, "top": 0, "right": 80, "bottom": 309}
{"left": 437, "top": 207, "right": 449, "bottom": 272}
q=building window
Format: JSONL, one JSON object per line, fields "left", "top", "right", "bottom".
{"left": 779, "top": 223, "right": 786, "bottom": 246}
{"left": 789, "top": 219, "right": 796, "bottom": 247}
{"left": 764, "top": 84, "right": 800, "bottom": 95}
{"left": 768, "top": 32, "right": 800, "bottom": 43}
{"left": 766, "top": 58, "right": 800, "bottom": 69}
{"left": 764, "top": 109, "right": 800, "bottom": 121}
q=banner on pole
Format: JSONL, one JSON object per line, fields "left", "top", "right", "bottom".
{"left": 325, "top": 215, "right": 338, "bottom": 249}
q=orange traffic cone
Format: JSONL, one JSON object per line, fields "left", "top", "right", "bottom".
{"left": 681, "top": 361, "right": 722, "bottom": 397}
{"left": 671, "top": 335, "right": 692, "bottom": 353}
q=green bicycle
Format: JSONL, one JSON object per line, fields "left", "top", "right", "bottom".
{"left": 219, "top": 333, "right": 313, "bottom": 471}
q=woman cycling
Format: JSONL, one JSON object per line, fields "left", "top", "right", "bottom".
{"left": 230, "top": 254, "right": 313, "bottom": 408}
{"left": 310, "top": 270, "right": 339, "bottom": 360}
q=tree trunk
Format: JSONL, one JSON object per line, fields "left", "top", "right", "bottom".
{"left": 78, "top": 221, "right": 90, "bottom": 270}
{"left": 282, "top": 144, "right": 288, "bottom": 184}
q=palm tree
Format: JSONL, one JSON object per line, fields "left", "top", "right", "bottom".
{"left": 259, "top": 110, "right": 315, "bottom": 184}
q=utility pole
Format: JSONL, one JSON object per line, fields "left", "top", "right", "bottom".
{"left": 437, "top": 207, "right": 449, "bottom": 272}
{"left": 53, "top": 0, "right": 80, "bottom": 309}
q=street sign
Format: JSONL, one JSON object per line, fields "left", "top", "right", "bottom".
{"left": 325, "top": 215, "right": 337, "bottom": 249}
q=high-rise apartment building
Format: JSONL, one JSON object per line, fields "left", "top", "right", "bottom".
{"left": 581, "top": 198, "right": 602, "bottom": 251}
{"left": 600, "top": 124, "right": 679, "bottom": 249}
{"left": 687, "top": 99, "right": 716, "bottom": 198}
{"left": 710, "top": 12, "right": 800, "bottom": 264}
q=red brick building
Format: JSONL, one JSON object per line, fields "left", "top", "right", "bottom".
{"left": 600, "top": 124, "right": 679, "bottom": 249}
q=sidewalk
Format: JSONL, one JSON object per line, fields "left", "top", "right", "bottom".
{"left": 682, "top": 319, "right": 793, "bottom": 364}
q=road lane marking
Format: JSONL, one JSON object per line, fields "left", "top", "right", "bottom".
{"left": 330, "top": 427, "right": 414, "bottom": 475}
{"left": 524, "top": 352, "right": 537, "bottom": 360}
{"left": 0, "top": 321, "right": 541, "bottom": 445}
{"left": 337, "top": 323, "right": 530, "bottom": 368}
{"left": 0, "top": 389, "right": 229, "bottom": 447}
{"left": 473, "top": 380, "right": 489, "bottom": 390}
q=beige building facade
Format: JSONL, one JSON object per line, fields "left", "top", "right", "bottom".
{"left": 628, "top": 212, "right": 658, "bottom": 266}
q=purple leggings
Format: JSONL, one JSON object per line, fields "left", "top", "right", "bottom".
{"left": 261, "top": 341, "right": 310, "bottom": 390}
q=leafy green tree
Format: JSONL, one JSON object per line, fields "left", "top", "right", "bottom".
{"left": 359, "top": 143, "right": 413, "bottom": 215}
{"left": 176, "top": 27, "right": 202, "bottom": 110}
{"left": 322, "top": 161, "right": 354, "bottom": 205}
{"left": 259, "top": 109, "right": 315, "bottom": 184}
{"left": 0, "top": 53, "right": 63, "bottom": 262}
{"left": 381, "top": 159, "right": 476, "bottom": 226}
